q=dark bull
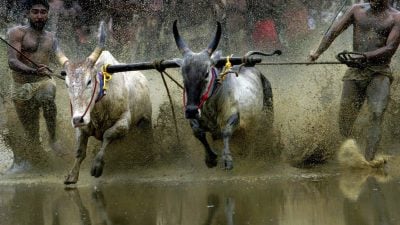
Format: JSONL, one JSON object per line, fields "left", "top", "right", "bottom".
{"left": 172, "top": 20, "right": 274, "bottom": 170}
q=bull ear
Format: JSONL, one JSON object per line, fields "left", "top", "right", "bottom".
{"left": 211, "top": 50, "right": 222, "bottom": 62}
{"left": 173, "top": 20, "right": 190, "bottom": 56}
{"left": 87, "top": 21, "right": 107, "bottom": 65}
{"left": 206, "top": 22, "right": 221, "bottom": 56}
{"left": 172, "top": 58, "right": 183, "bottom": 67}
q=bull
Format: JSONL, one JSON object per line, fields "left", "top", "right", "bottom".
{"left": 63, "top": 22, "right": 152, "bottom": 184}
{"left": 173, "top": 20, "right": 274, "bottom": 170}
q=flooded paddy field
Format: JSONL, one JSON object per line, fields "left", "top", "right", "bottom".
{"left": 1, "top": 161, "right": 400, "bottom": 225}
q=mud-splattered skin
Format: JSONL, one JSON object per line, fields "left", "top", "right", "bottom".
{"left": 6, "top": 3, "right": 68, "bottom": 156}
{"left": 173, "top": 21, "right": 273, "bottom": 170}
{"left": 63, "top": 22, "right": 152, "bottom": 184}
{"left": 310, "top": 1, "right": 400, "bottom": 161}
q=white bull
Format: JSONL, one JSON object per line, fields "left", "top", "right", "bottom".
{"left": 63, "top": 22, "right": 152, "bottom": 184}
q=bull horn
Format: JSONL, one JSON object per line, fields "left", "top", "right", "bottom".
{"left": 173, "top": 20, "right": 190, "bottom": 55}
{"left": 56, "top": 51, "right": 69, "bottom": 66}
{"left": 88, "top": 21, "right": 107, "bottom": 64}
{"left": 206, "top": 22, "right": 221, "bottom": 55}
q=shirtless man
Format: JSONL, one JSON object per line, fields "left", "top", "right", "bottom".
{"left": 309, "top": 0, "right": 400, "bottom": 161}
{"left": 7, "top": 0, "right": 68, "bottom": 156}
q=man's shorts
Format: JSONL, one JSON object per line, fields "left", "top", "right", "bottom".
{"left": 342, "top": 65, "right": 393, "bottom": 83}
{"left": 11, "top": 78, "right": 56, "bottom": 101}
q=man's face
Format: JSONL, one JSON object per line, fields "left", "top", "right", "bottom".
{"left": 370, "top": 0, "right": 386, "bottom": 10}
{"left": 28, "top": 4, "right": 48, "bottom": 31}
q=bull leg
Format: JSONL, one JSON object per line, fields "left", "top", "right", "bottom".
{"left": 91, "top": 115, "right": 130, "bottom": 177}
{"left": 221, "top": 113, "right": 240, "bottom": 170}
{"left": 190, "top": 119, "right": 218, "bottom": 168}
{"left": 64, "top": 130, "right": 89, "bottom": 184}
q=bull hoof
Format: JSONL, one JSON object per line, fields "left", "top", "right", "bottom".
{"left": 64, "top": 173, "right": 78, "bottom": 185}
{"left": 224, "top": 160, "right": 233, "bottom": 170}
{"left": 222, "top": 154, "right": 233, "bottom": 170}
{"left": 205, "top": 152, "right": 218, "bottom": 168}
{"left": 91, "top": 159, "right": 105, "bottom": 178}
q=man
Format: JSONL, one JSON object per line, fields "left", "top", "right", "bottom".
{"left": 309, "top": 0, "right": 400, "bottom": 161}
{"left": 7, "top": 0, "right": 68, "bottom": 157}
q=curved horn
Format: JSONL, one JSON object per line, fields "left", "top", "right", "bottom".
{"left": 173, "top": 20, "right": 190, "bottom": 55}
{"left": 206, "top": 22, "right": 221, "bottom": 55}
{"left": 88, "top": 21, "right": 107, "bottom": 64}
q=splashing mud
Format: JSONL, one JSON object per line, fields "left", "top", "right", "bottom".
{"left": 0, "top": 3, "right": 400, "bottom": 177}
{"left": 337, "top": 139, "right": 388, "bottom": 169}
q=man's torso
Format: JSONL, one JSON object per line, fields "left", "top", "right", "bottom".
{"left": 352, "top": 4, "right": 399, "bottom": 65}
{"left": 11, "top": 25, "right": 54, "bottom": 83}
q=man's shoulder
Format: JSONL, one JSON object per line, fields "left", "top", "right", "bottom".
{"left": 6, "top": 25, "right": 28, "bottom": 39}
{"left": 7, "top": 25, "right": 28, "bottom": 34}
{"left": 43, "top": 30, "right": 56, "bottom": 38}
{"left": 386, "top": 6, "right": 400, "bottom": 21}
{"left": 351, "top": 3, "right": 369, "bottom": 12}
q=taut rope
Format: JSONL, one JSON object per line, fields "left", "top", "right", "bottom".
{"left": 154, "top": 60, "right": 181, "bottom": 143}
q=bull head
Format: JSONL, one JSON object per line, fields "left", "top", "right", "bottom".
{"left": 64, "top": 21, "right": 107, "bottom": 127}
{"left": 173, "top": 20, "right": 221, "bottom": 119}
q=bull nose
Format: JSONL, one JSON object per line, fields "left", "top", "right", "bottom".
{"left": 185, "top": 105, "right": 199, "bottom": 119}
{"left": 72, "top": 116, "right": 84, "bottom": 126}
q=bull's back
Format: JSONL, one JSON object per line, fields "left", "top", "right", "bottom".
{"left": 94, "top": 51, "right": 151, "bottom": 127}
{"left": 123, "top": 71, "right": 152, "bottom": 124}
{"left": 231, "top": 67, "right": 264, "bottom": 120}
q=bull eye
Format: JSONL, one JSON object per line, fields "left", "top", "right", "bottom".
{"left": 87, "top": 79, "right": 92, "bottom": 86}
{"left": 203, "top": 72, "right": 209, "bottom": 80}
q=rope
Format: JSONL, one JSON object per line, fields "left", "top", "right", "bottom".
{"left": 161, "top": 70, "right": 183, "bottom": 90}
{"left": 218, "top": 55, "right": 239, "bottom": 82}
{"left": 324, "top": 0, "right": 349, "bottom": 36}
{"left": 78, "top": 75, "right": 98, "bottom": 121}
{"left": 154, "top": 60, "right": 181, "bottom": 143}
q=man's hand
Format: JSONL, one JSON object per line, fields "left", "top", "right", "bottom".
{"left": 336, "top": 51, "right": 367, "bottom": 69}
{"left": 36, "top": 64, "right": 52, "bottom": 77}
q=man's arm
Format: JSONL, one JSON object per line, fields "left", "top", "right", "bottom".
{"left": 309, "top": 5, "right": 356, "bottom": 61}
{"left": 7, "top": 27, "right": 38, "bottom": 75}
{"left": 363, "top": 15, "right": 400, "bottom": 62}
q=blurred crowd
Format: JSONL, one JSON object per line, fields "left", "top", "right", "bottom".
{"left": 1, "top": 0, "right": 399, "bottom": 60}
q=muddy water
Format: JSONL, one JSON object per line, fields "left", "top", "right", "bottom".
{"left": 1, "top": 163, "right": 400, "bottom": 225}
{"left": 2, "top": 3, "right": 400, "bottom": 225}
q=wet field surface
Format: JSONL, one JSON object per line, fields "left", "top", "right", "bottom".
{"left": 1, "top": 161, "right": 400, "bottom": 225}
{"left": 3, "top": 2, "right": 400, "bottom": 224}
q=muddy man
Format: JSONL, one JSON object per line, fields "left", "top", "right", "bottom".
{"left": 309, "top": 0, "right": 400, "bottom": 161}
{"left": 7, "top": 0, "right": 68, "bottom": 156}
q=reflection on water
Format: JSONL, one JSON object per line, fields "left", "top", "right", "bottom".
{"left": 1, "top": 170, "right": 400, "bottom": 225}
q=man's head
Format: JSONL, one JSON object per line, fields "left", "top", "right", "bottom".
{"left": 25, "top": 0, "right": 49, "bottom": 31}
{"left": 369, "top": 0, "right": 389, "bottom": 11}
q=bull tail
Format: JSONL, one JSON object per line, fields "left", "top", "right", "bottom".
{"left": 260, "top": 73, "right": 274, "bottom": 123}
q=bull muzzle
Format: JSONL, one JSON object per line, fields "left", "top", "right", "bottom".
{"left": 72, "top": 116, "right": 85, "bottom": 127}
{"left": 185, "top": 105, "right": 200, "bottom": 119}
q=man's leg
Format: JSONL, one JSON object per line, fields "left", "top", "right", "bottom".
{"left": 365, "top": 75, "right": 390, "bottom": 161}
{"left": 36, "top": 80, "right": 57, "bottom": 143}
{"left": 36, "top": 80, "right": 67, "bottom": 156}
{"left": 339, "top": 80, "right": 366, "bottom": 138}
{"left": 13, "top": 100, "right": 40, "bottom": 144}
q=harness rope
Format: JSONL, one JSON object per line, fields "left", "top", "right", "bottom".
{"left": 70, "top": 73, "right": 98, "bottom": 122}
{"left": 154, "top": 60, "right": 181, "bottom": 143}
{"left": 70, "top": 66, "right": 109, "bottom": 120}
